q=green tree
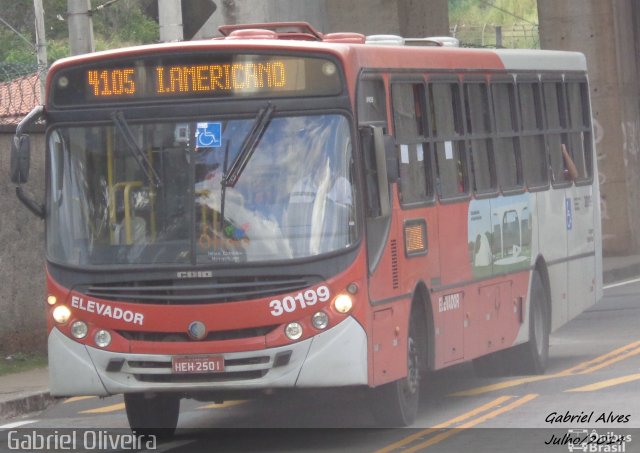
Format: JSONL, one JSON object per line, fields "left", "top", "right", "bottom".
{"left": 0, "top": 0, "right": 158, "bottom": 67}
{"left": 449, "top": 0, "right": 539, "bottom": 48}
{"left": 450, "top": 0, "right": 538, "bottom": 25}
{"left": 486, "top": 0, "right": 537, "bottom": 25}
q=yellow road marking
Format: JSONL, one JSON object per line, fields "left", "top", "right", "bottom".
{"left": 450, "top": 375, "right": 552, "bottom": 397}
{"left": 374, "top": 396, "right": 514, "bottom": 453}
{"left": 197, "top": 400, "right": 247, "bottom": 410}
{"left": 451, "top": 341, "right": 640, "bottom": 397}
{"left": 406, "top": 394, "right": 538, "bottom": 452}
{"left": 377, "top": 394, "right": 538, "bottom": 453}
{"left": 562, "top": 341, "right": 640, "bottom": 374}
{"left": 574, "top": 347, "right": 640, "bottom": 374}
{"left": 566, "top": 373, "right": 640, "bottom": 392}
{"left": 63, "top": 396, "right": 96, "bottom": 404}
{"left": 80, "top": 403, "right": 125, "bottom": 414}
{"left": 457, "top": 393, "right": 538, "bottom": 427}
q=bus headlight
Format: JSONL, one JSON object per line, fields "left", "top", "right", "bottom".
{"left": 94, "top": 330, "right": 112, "bottom": 348}
{"left": 47, "top": 295, "right": 57, "bottom": 306}
{"left": 311, "top": 311, "right": 329, "bottom": 330}
{"left": 285, "top": 322, "right": 303, "bottom": 340}
{"left": 71, "top": 321, "right": 88, "bottom": 339}
{"left": 52, "top": 305, "right": 71, "bottom": 324}
{"left": 333, "top": 294, "right": 353, "bottom": 314}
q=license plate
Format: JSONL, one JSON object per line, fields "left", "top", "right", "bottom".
{"left": 172, "top": 355, "right": 224, "bottom": 374}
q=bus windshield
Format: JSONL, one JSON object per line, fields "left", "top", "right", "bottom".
{"left": 46, "top": 114, "right": 358, "bottom": 267}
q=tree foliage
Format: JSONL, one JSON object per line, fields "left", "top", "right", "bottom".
{"left": 0, "top": 0, "right": 158, "bottom": 67}
{"left": 449, "top": 0, "right": 538, "bottom": 26}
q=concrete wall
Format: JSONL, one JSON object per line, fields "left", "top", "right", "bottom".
{"left": 538, "top": 0, "right": 640, "bottom": 255}
{"left": 193, "top": 0, "right": 448, "bottom": 37}
{"left": 0, "top": 132, "right": 46, "bottom": 353}
{"left": 194, "top": 0, "right": 328, "bottom": 37}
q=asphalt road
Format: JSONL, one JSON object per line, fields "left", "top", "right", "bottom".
{"left": 2, "top": 279, "right": 640, "bottom": 452}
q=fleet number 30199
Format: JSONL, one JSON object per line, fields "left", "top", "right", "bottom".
{"left": 269, "top": 286, "right": 331, "bottom": 317}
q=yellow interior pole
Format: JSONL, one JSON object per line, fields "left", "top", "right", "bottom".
{"left": 107, "top": 129, "right": 115, "bottom": 244}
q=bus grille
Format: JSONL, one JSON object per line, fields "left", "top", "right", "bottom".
{"left": 81, "top": 275, "right": 318, "bottom": 304}
{"left": 134, "top": 370, "right": 267, "bottom": 383}
{"left": 116, "top": 325, "right": 278, "bottom": 342}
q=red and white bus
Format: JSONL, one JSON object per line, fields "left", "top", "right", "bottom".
{"left": 10, "top": 22, "right": 602, "bottom": 431}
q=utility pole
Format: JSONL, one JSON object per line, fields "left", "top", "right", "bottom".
{"left": 67, "top": 0, "right": 94, "bottom": 55}
{"left": 33, "top": 0, "right": 47, "bottom": 94}
{"left": 159, "top": 0, "right": 184, "bottom": 42}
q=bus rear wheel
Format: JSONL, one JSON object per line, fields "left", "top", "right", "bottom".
{"left": 513, "top": 270, "right": 549, "bottom": 375}
{"left": 368, "top": 316, "right": 421, "bottom": 427}
{"left": 124, "top": 393, "right": 180, "bottom": 438}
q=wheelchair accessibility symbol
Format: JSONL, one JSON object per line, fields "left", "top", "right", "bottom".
{"left": 196, "top": 122, "right": 222, "bottom": 148}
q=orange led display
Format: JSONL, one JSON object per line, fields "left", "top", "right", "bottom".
{"left": 55, "top": 54, "right": 341, "bottom": 106}
{"left": 155, "top": 61, "right": 286, "bottom": 94}
{"left": 87, "top": 68, "right": 136, "bottom": 97}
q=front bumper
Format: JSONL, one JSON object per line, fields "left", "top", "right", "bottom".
{"left": 48, "top": 317, "right": 368, "bottom": 396}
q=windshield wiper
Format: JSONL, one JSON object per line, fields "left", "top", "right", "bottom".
{"left": 111, "top": 111, "right": 162, "bottom": 188}
{"left": 222, "top": 103, "right": 275, "bottom": 188}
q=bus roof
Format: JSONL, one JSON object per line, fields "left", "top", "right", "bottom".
{"left": 49, "top": 32, "right": 587, "bottom": 74}
{"left": 47, "top": 32, "right": 587, "bottom": 96}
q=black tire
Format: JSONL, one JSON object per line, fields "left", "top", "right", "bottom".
{"left": 368, "top": 315, "right": 421, "bottom": 427}
{"left": 513, "top": 270, "right": 550, "bottom": 375}
{"left": 124, "top": 393, "right": 180, "bottom": 438}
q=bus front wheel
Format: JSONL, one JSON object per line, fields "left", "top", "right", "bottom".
{"left": 124, "top": 393, "right": 180, "bottom": 437}
{"left": 368, "top": 315, "right": 421, "bottom": 427}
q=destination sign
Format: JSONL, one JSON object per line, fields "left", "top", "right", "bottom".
{"left": 51, "top": 54, "right": 342, "bottom": 106}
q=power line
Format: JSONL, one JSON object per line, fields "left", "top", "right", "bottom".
{"left": 93, "top": 0, "right": 122, "bottom": 13}
{"left": 0, "top": 15, "right": 36, "bottom": 51}
{"left": 478, "top": 0, "right": 538, "bottom": 26}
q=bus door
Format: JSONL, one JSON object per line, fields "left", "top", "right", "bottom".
{"left": 564, "top": 79, "right": 597, "bottom": 319}
{"left": 359, "top": 75, "right": 409, "bottom": 385}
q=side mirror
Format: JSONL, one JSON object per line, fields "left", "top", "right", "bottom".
{"left": 10, "top": 105, "right": 45, "bottom": 218}
{"left": 10, "top": 134, "right": 31, "bottom": 184}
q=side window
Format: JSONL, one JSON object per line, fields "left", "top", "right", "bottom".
{"left": 518, "top": 81, "right": 548, "bottom": 187}
{"left": 392, "top": 82, "right": 432, "bottom": 204}
{"left": 393, "top": 83, "right": 426, "bottom": 140}
{"left": 429, "top": 81, "right": 468, "bottom": 199}
{"left": 491, "top": 81, "right": 522, "bottom": 190}
{"left": 358, "top": 77, "right": 388, "bottom": 128}
{"left": 543, "top": 80, "right": 570, "bottom": 185}
{"left": 566, "top": 81, "right": 592, "bottom": 180}
{"left": 464, "top": 82, "right": 495, "bottom": 194}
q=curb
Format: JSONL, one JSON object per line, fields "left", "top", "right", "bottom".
{"left": 0, "top": 391, "right": 56, "bottom": 421}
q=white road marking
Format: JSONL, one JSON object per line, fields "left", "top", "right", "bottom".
{"left": 0, "top": 420, "right": 39, "bottom": 430}
{"left": 604, "top": 276, "right": 640, "bottom": 290}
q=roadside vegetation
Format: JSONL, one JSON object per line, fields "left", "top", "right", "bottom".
{"left": 449, "top": 0, "right": 538, "bottom": 25}
{"left": 0, "top": 352, "right": 47, "bottom": 376}
{"left": 0, "top": 0, "right": 157, "bottom": 71}
{"left": 449, "top": 0, "right": 539, "bottom": 48}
